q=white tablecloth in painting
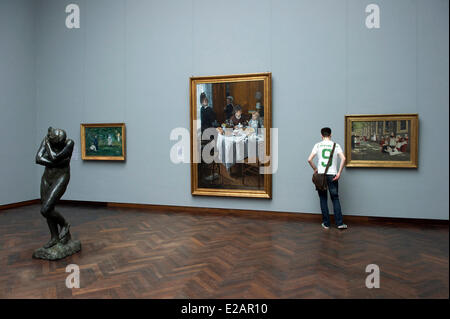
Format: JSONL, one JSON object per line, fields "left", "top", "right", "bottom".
{"left": 216, "top": 132, "right": 265, "bottom": 170}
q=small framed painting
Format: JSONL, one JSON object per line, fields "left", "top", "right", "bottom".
{"left": 345, "top": 114, "right": 418, "bottom": 168}
{"left": 80, "top": 123, "right": 126, "bottom": 161}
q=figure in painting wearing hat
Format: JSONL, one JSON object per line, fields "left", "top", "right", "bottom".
{"left": 200, "top": 92, "right": 217, "bottom": 134}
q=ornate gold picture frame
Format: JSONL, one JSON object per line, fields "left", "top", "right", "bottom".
{"left": 345, "top": 114, "right": 418, "bottom": 168}
{"left": 80, "top": 123, "right": 126, "bottom": 161}
{"left": 190, "top": 73, "right": 272, "bottom": 198}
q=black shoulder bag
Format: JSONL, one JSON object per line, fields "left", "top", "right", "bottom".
{"left": 312, "top": 142, "right": 336, "bottom": 191}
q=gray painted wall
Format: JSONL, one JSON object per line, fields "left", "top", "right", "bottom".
{"left": 14, "top": 0, "right": 448, "bottom": 220}
{"left": 0, "top": 0, "right": 37, "bottom": 205}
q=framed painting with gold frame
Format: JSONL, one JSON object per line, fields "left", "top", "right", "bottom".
{"left": 345, "top": 114, "right": 418, "bottom": 168}
{"left": 80, "top": 123, "right": 126, "bottom": 161}
{"left": 190, "top": 73, "right": 272, "bottom": 198}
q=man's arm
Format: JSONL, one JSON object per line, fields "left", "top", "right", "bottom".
{"left": 332, "top": 152, "right": 346, "bottom": 181}
{"left": 307, "top": 151, "right": 318, "bottom": 174}
{"left": 44, "top": 139, "right": 74, "bottom": 162}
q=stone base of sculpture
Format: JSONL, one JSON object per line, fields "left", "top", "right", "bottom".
{"left": 33, "top": 234, "right": 81, "bottom": 261}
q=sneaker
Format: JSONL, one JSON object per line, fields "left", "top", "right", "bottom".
{"left": 321, "top": 223, "right": 330, "bottom": 229}
{"left": 337, "top": 224, "right": 348, "bottom": 230}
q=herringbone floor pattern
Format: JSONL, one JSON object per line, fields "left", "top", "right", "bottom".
{"left": 0, "top": 204, "right": 448, "bottom": 298}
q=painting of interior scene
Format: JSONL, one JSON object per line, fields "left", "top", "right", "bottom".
{"left": 351, "top": 120, "right": 411, "bottom": 161}
{"left": 196, "top": 80, "right": 266, "bottom": 190}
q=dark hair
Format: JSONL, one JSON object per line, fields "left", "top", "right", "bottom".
{"left": 200, "top": 92, "right": 207, "bottom": 104}
{"left": 234, "top": 104, "right": 242, "bottom": 112}
{"left": 321, "top": 127, "right": 332, "bottom": 137}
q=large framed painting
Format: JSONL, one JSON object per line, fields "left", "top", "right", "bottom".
{"left": 80, "top": 123, "right": 126, "bottom": 161}
{"left": 190, "top": 73, "right": 272, "bottom": 198}
{"left": 345, "top": 114, "right": 418, "bottom": 168}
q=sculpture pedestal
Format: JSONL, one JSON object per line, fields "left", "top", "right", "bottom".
{"left": 33, "top": 239, "right": 81, "bottom": 261}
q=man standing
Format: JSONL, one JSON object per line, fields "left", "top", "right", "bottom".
{"left": 224, "top": 96, "right": 234, "bottom": 121}
{"left": 351, "top": 133, "right": 355, "bottom": 149}
{"left": 308, "top": 127, "right": 348, "bottom": 230}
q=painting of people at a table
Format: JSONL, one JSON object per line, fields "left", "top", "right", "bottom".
{"left": 195, "top": 80, "right": 266, "bottom": 191}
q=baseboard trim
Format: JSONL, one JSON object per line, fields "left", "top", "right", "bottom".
{"left": 1, "top": 198, "right": 448, "bottom": 225}
{"left": 79, "top": 200, "right": 449, "bottom": 226}
{"left": 0, "top": 199, "right": 40, "bottom": 211}
{"left": 106, "top": 201, "right": 318, "bottom": 220}
{"left": 106, "top": 203, "right": 449, "bottom": 225}
{"left": 60, "top": 200, "right": 108, "bottom": 207}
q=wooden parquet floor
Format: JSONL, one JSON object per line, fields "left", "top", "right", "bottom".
{"left": 0, "top": 204, "right": 448, "bottom": 299}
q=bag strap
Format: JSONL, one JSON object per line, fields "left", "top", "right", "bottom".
{"left": 323, "top": 143, "right": 336, "bottom": 175}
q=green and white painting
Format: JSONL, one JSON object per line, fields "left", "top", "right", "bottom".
{"left": 81, "top": 123, "right": 126, "bottom": 160}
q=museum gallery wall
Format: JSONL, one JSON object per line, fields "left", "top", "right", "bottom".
{"left": 1, "top": 0, "right": 448, "bottom": 220}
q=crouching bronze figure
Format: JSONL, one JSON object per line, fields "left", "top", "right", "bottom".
{"left": 33, "top": 127, "right": 81, "bottom": 260}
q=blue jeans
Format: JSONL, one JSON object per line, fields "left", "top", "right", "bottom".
{"left": 318, "top": 175, "right": 344, "bottom": 227}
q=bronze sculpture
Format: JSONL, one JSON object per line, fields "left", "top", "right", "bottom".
{"left": 33, "top": 127, "right": 81, "bottom": 260}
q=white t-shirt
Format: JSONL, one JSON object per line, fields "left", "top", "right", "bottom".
{"left": 311, "top": 140, "right": 343, "bottom": 175}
